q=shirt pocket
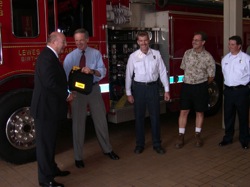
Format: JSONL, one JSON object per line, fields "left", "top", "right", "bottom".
{"left": 148, "top": 55, "right": 159, "bottom": 71}
{"left": 233, "top": 62, "right": 248, "bottom": 78}
{"left": 134, "top": 60, "right": 146, "bottom": 75}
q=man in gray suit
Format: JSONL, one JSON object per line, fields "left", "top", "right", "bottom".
{"left": 64, "top": 28, "right": 119, "bottom": 169}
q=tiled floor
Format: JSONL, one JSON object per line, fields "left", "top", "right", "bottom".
{"left": 0, "top": 109, "right": 250, "bottom": 187}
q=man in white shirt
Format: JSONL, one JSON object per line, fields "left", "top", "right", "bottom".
{"left": 125, "top": 31, "right": 170, "bottom": 154}
{"left": 219, "top": 35, "right": 250, "bottom": 149}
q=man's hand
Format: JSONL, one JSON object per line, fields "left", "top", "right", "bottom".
{"left": 127, "top": 95, "right": 134, "bottom": 104}
{"left": 81, "top": 67, "right": 100, "bottom": 77}
{"left": 81, "top": 67, "right": 92, "bottom": 74}
{"left": 66, "top": 93, "right": 74, "bottom": 102}
{"left": 208, "top": 77, "right": 214, "bottom": 84}
{"left": 164, "top": 92, "right": 170, "bottom": 102}
{"left": 66, "top": 91, "right": 77, "bottom": 102}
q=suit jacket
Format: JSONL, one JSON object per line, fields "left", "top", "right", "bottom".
{"left": 31, "top": 47, "right": 68, "bottom": 120}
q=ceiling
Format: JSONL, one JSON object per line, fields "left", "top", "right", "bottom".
{"left": 156, "top": 0, "right": 250, "bottom": 10}
{"left": 180, "top": 0, "right": 249, "bottom": 5}
{"left": 167, "top": 0, "right": 223, "bottom": 7}
{"left": 167, "top": 0, "right": 250, "bottom": 4}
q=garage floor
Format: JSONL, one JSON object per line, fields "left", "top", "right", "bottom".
{"left": 0, "top": 109, "right": 250, "bottom": 187}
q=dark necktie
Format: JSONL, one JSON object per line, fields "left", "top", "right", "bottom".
{"left": 79, "top": 50, "right": 86, "bottom": 68}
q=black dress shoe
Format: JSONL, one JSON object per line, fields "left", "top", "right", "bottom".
{"left": 153, "top": 146, "right": 166, "bottom": 154}
{"left": 241, "top": 143, "right": 249, "bottom": 149}
{"left": 39, "top": 180, "right": 64, "bottom": 187}
{"left": 104, "top": 151, "right": 120, "bottom": 160}
{"left": 134, "top": 146, "right": 144, "bottom": 154}
{"left": 219, "top": 140, "right": 233, "bottom": 146}
{"left": 75, "top": 160, "right": 85, "bottom": 168}
{"left": 55, "top": 170, "right": 70, "bottom": 177}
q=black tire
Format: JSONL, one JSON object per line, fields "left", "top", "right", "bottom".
{"left": 205, "top": 65, "right": 223, "bottom": 116}
{"left": 0, "top": 89, "right": 36, "bottom": 164}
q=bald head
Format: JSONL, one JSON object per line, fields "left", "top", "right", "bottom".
{"left": 47, "top": 32, "right": 67, "bottom": 55}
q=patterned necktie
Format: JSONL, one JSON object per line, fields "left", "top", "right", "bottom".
{"left": 79, "top": 50, "right": 86, "bottom": 68}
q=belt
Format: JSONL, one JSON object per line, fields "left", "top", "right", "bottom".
{"left": 134, "top": 81, "right": 157, "bottom": 85}
{"left": 225, "top": 85, "right": 246, "bottom": 90}
{"left": 93, "top": 82, "right": 98, "bottom": 85}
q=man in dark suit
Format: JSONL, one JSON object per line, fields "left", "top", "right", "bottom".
{"left": 31, "top": 32, "right": 73, "bottom": 187}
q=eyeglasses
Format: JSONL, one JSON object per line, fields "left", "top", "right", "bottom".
{"left": 192, "top": 39, "right": 203, "bottom": 42}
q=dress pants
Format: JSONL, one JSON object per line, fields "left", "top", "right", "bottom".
{"left": 35, "top": 118, "right": 60, "bottom": 183}
{"left": 223, "top": 86, "right": 250, "bottom": 144}
{"left": 71, "top": 84, "right": 112, "bottom": 160}
{"left": 133, "top": 82, "right": 161, "bottom": 148}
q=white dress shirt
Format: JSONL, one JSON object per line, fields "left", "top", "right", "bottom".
{"left": 222, "top": 51, "right": 250, "bottom": 86}
{"left": 125, "top": 48, "right": 169, "bottom": 96}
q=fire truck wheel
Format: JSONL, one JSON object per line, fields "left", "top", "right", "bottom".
{"left": 0, "top": 89, "right": 36, "bottom": 164}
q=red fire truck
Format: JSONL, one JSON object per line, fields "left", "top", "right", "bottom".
{"left": 0, "top": 0, "right": 249, "bottom": 164}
